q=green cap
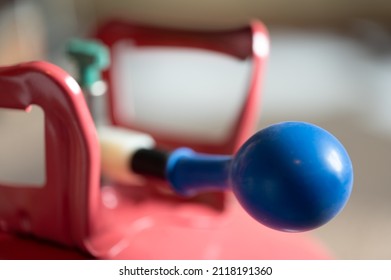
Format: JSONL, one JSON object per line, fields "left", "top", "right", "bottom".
{"left": 66, "top": 38, "right": 110, "bottom": 88}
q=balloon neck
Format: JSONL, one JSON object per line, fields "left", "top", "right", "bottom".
{"left": 166, "top": 148, "right": 232, "bottom": 197}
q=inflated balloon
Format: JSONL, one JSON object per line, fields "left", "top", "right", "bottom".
{"left": 164, "top": 122, "right": 353, "bottom": 232}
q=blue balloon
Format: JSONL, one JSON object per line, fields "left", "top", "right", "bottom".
{"left": 166, "top": 121, "right": 353, "bottom": 232}
{"left": 230, "top": 122, "right": 353, "bottom": 232}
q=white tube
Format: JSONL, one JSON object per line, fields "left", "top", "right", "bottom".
{"left": 98, "top": 126, "right": 155, "bottom": 184}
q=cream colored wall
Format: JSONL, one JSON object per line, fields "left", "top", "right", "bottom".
{"left": 0, "top": 1, "right": 46, "bottom": 65}
{"left": 92, "top": 0, "right": 391, "bottom": 30}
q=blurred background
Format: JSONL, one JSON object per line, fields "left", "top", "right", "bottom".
{"left": 1, "top": 0, "right": 391, "bottom": 259}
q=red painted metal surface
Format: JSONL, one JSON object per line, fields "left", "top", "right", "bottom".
{"left": 94, "top": 20, "right": 268, "bottom": 154}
